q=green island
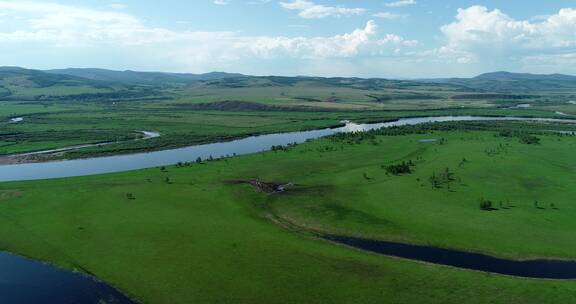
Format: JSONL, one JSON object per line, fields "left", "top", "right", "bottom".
{"left": 2, "top": 68, "right": 576, "bottom": 303}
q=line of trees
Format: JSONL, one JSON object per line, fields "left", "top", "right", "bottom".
{"left": 498, "top": 130, "right": 540, "bottom": 145}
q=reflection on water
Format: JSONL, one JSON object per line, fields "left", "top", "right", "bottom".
{"left": 0, "top": 251, "right": 134, "bottom": 303}
{"left": 509, "top": 104, "right": 532, "bottom": 109}
{"left": 1, "top": 116, "right": 576, "bottom": 182}
{"left": 325, "top": 235, "right": 576, "bottom": 279}
{"left": 8, "top": 117, "right": 23, "bottom": 123}
{"left": 339, "top": 122, "right": 373, "bottom": 133}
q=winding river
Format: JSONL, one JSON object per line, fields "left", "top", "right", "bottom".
{"left": 2, "top": 115, "right": 576, "bottom": 302}
{"left": 2, "top": 116, "right": 576, "bottom": 183}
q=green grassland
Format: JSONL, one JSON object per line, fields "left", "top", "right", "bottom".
{"left": 1, "top": 121, "right": 576, "bottom": 303}
{"left": 2, "top": 68, "right": 576, "bottom": 158}
{"left": 0, "top": 94, "right": 569, "bottom": 158}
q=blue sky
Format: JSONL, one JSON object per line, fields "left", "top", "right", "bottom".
{"left": 0, "top": 0, "right": 575, "bottom": 77}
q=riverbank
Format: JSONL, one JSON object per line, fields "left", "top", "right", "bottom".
{"left": 1, "top": 106, "right": 568, "bottom": 164}
{"left": 1, "top": 121, "right": 576, "bottom": 303}
{"left": 0, "top": 130, "right": 160, "bottom": 165}
{"left": 0, "top": 250, "right": 135, "bottom": 303}
{"left": 2, "top": 116, "right": 576, "bottom": 182}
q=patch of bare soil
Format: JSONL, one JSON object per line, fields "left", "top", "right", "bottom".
{"left": 0, "top": 153, "right": 55, "bottom": 165}
{"left": 0, "top": 190, "right": 22, "bottom": 201}
{"left": 229, "top": 179, "right": 294, "bottom": 194}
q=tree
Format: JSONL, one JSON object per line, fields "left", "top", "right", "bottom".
{"left": 385, "top": 161, "right": 413, "bottom": 175}
{"left": 479, "top": 198, "right": 493, "bottom": 211}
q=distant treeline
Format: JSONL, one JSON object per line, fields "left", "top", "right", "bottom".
{"left": 451, "top": 94, "right": 537, "bottom": 100}
{"left": 0, "top": 92, "right": 164, "bottom": 103}
{"left": 0, "top": 129, "right": 138, "bottom": 144}
{"left": 328, "top": 120, "right": 575, "bottom": 144}
{"left": 366, "top": 94, "right": 441, "bottom": 102}
{"left": 182, "top": 100, "right": 337, "bottom": 112}
{"left": 34, "top": 90, "right": 158, "bottom": 102}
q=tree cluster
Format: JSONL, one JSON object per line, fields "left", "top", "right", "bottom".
{"left": 384, "top": 160, "right": 415, "bottom": 175}
{"left": 429, "top": 168, "right": 456, "bottom": 189}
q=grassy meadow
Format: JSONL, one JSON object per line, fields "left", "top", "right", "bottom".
{"left": 0, "top": 94, "right": 567, "bottom": 158}
{"left": 1, "top": 121, "right": 576, "bottom": 303}
{"left": 3, "top": 68, "right": 576, "bottom": 159}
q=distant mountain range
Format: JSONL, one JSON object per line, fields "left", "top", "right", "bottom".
{"left": 0, "top": 66, "right": 575, "bottom": 101}
{"left": 474, "top": 71, "right": 576, "bottom": 81}
{"left": 425, "top": 71, "right": 576, "bottom": 93}
{"left": 48, "top": 68, "right": 576, "bottom": 83}
{"left": 46, "top": 68, "right": 246, "bottom": 85}
{"left": 4, "top": 66, "right": 576, "bottom": 87}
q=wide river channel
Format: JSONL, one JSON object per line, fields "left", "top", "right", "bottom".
{"left": 2, "top": 115, "right": 576, "bottom": 183}
{"left": 2, "top": 115, "right": 576, "bottom": 303}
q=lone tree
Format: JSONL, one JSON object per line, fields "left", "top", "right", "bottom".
{"left": 126, "top": 193, "right": 136, "bottom": 200}
{"left": 479, "top": 198, "right": 494, "bottom": 211}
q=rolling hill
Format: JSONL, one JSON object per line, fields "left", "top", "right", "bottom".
{"left": 1, "top": 67, "right": 575, "bottom": 103}
{"left": 437, "top": 72, "right": 576, "bottom": 93}
{"left": 46, "top": 68, "right": 245, "bottom": 85}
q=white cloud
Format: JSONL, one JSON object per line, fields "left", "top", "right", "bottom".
{"left": 213, "top": 0, "right": 231, "bottom": 5}
{"left": 242, "top": 21, "right": 416, "bottom": 59}
{"left": 0, "top": 1, "right": 156, "bottom": 47}
{"left": 373, "top": 12, "right": 406, "bottom": 19}
{"left": 108, "top": 3, "right": 127, "bottom": 10}
{"left": 248, "top": 0, "right": 271, "bottom": 4}
{"left": 0, "top": 1, "right": 417, "bottom": 72}
{"left": 385, "top": 0, "right": 416, "bottom": 8}
{"left": 442, "top": 6, "right": 576, "bottom": 51}
{"left": 430, "top": 5, "right": 576, "bottom": 69}
{"left": 521, "top": 53, "right": 576, "bottom": 73}
{"left": 280, "top": 0, "right": 366, "bottom": 19}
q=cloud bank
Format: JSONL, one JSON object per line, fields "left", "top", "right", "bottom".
{"left": 0, "top": 1, "right": 575, "bottom": 76}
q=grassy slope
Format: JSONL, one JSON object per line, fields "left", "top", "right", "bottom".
{"left": 269, "top": 129, "right": 576, "bottom": 259}
{"left": 1, "top": 124, "right": 576, "bottom": 303}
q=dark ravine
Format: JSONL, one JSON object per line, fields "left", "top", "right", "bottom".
{"left": 323, "top": 235, "right": 576, "bottom": 280}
